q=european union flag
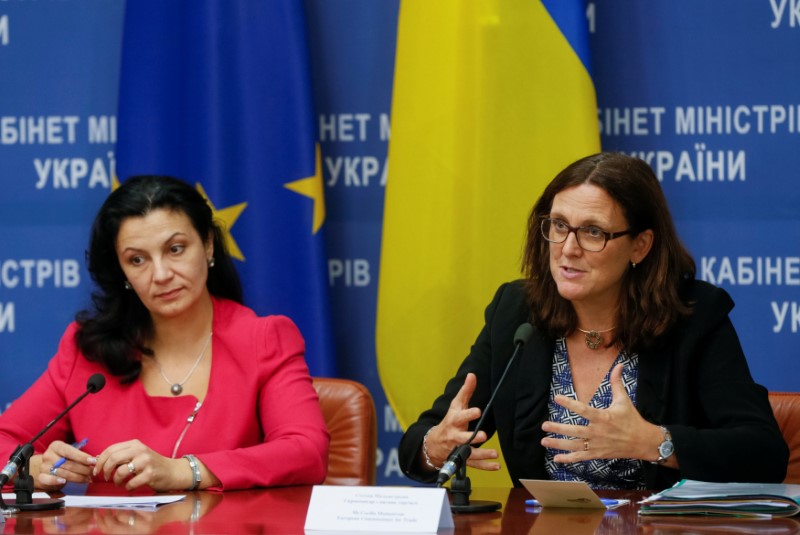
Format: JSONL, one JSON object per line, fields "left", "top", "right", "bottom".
{"left": 115, "top": 1, "right": 335, "bottom": 376}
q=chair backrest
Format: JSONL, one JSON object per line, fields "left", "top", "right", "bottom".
{"left": 312, "top": 377, "right": 378, "bottom": 486}
{"left": 768, "top": 392, "right": 800, "bottom": 484}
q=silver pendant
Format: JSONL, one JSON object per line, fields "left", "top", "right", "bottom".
{"left": 171, "top": 384, "right": 183, "bottom": 395}
{"left": 584, "top": 330, "right": 602, "bottom": 350}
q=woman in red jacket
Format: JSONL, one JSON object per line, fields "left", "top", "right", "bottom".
{"left": 0, "top": 175, "right": 329, "bottom": 491}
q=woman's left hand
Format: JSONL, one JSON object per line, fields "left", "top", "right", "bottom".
{"left": 540, "top": 363, "right": 664, "bottom": 463}
{"left": 93, "top": 439, "right": 187, "bottom": 491}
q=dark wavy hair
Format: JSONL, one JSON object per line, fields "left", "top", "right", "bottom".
{"left": 75, "top": 175, "right": 243, "bottom": 381}
{"left": 522, "top": 153, "right": 696, "bottom": 352}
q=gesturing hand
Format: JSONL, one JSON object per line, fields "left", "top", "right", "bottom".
{"left": 423, "top": 373, "right": 500, "bottom": 472}
{"left": 540, "top": 363, "right": 662, "bottom": 463}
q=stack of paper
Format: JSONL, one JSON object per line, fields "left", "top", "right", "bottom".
{"left": 640, "top": 480, "right": 800, "bottom": 518}
{"left": 0, "top": 493, "right": 184, "bottom": 512}
{"left": 62, "top": 495, "right": 184, "bottom": 510}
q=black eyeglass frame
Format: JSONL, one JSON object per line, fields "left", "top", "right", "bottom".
{"left": 540, "top": 217, "right": 633, "bottom": 252}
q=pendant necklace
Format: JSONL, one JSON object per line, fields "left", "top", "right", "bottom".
{"left": 154, "top": 332, "right": 213, "bottom": 395}
{"left": 576, "top": 326, "right": 615, "bottom": 350}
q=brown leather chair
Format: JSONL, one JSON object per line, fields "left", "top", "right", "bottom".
{"left": 768, "top": 392, "right": 800, "bottom": 483}
{"left": 312, "top": 377, "right": 378, "bottom": 485}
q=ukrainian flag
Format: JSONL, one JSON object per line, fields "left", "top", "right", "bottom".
{"left": 114, "top": 0, "right": 335, "bottom": 376}
{"left": 377, "top": 0, "right": 600, "bottom": 486}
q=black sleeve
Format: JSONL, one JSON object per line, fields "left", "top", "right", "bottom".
{"left": 667, "top": 286, "right": 788, "bottom": 484}
{"left": 397, "top": 282, "right": 513, "bottom": 483}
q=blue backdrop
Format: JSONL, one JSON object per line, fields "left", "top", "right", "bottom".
{"left": 0, "top": 1, "right": 798, "bottom": 485}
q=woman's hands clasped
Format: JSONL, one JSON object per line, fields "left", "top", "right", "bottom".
{"left": 34, "top": 438, "right": 192, "bottom": 491}
{"left": 35, "top": 438, "right": 212, "bottom": 491}
{"left": 541, "top": 363, "right": 668, "bottom": 465}
{"left": 422, "top": 373, "right": 500, "bottom": 473}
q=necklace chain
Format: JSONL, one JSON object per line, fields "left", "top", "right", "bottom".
{"left": 154, "top": 332, "right": 213, "bottom": 395}
{"left": 575, "top": 326, "right": 615, "bottom": 350}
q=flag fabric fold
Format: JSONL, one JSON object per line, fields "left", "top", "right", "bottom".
{"left": 377, "top": 0, "right": 600, "bottom": 486}
{"left": 115, "top": 0, "right": 335, "bottom": 376}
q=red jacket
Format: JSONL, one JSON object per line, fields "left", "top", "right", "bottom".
{"left": 0, "top": 298, "right": 329, "bottom": 490}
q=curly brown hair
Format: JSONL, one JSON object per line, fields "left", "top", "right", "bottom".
{"left": 522, "top": 152, "right": 696, "bottom": 352}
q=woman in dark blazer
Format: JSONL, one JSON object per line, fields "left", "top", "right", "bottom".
{"left": 399, "top": 153, "right": 787, "bottom": 490}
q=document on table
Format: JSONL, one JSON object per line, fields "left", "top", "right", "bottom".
{"left": 62, "top": 495, "right": 185, "bottom": 510}
{"left": 640, "top": 480, "right": 800, "bottom": 518}
{"left": 520, "top": 480, "right": 630, "bottom": 510}
{"left": 2, "top": 492, "right": 183, "bottom": 510}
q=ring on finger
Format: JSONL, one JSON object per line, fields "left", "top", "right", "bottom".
{"left": 127, "top": 461, "right": 136, "bottom": 474}
{"left": 583, "top": 438, "right": 590, "bottom": 451}
{"left": 49, "top": 466, "right": 59, "bottom": 476}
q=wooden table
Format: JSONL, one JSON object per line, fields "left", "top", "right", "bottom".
{"left": 452, "top": 487, "right": 800, "bottom": 534}
{"left": 2, "top": 485, "right": 800, "bottom": 534}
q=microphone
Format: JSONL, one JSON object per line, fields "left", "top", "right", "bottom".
{"left": 436, "top": 323, "right": 534, "bottom": 487}
{"left": 0, "top": 373, "right": 105, "bottom": 512}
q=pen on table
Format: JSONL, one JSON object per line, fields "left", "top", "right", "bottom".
{"left": 52, "top": 438, "right": 89, "bottom": 470}
{"left": 524, "top": 498, "right": 622, "bottom": 507}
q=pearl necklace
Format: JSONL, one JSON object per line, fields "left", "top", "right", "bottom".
{"left": 154, "top": 332, "right": 212, "bottom": 395}
{"left": 575, "top": 326, "right": 615, "bottom": 350}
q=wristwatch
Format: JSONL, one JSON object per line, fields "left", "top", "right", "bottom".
{"left": 651, "top": 426, "right": 674, "bottom": 465}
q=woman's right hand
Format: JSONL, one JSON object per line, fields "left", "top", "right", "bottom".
{"left": 421, "top": 373, "right": 500, "bottom": 472}
{"left": 33, "top": 441, "right": 95, "bottom": 490}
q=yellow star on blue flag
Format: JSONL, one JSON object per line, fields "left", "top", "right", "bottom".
{"left": 284, "top": 144, "right": 325, "bottom": 234}
{"left": 114, "top": 0, "right": 336, "bottom": 377}
{"left": 195, "top": 183, "right": 247, "bottom": 261}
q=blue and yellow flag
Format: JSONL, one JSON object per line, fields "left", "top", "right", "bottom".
{"left": 115, "top": 1, "right": 335, "bottom": 376}
{"left": 377, "top": 0, "right": 599, "bottom": 485}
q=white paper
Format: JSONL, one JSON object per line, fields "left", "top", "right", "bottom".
{"left": 62, "top": 494, "right": 185, "bottom": 510}
{"left": 520, "top": 479, "right": 610, "bottom": 509}
{"left": 1, "top": 492, "right": 50, "bottom": 500}
{"left": 304, "top": 486, "right": 454, "bottom": 533}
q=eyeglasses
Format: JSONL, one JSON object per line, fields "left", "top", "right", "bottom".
{"left": 540, "top": 217, "right": 632, "bottom": 252}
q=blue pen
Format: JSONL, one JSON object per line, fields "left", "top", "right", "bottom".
{"left": 52, "top": 438, "right": 89, "bottom": 470}
{"left": 525, "top": 498, "right": 621, "bottom": 507}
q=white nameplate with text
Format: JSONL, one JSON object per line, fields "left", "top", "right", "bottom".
{"left": 304, "top": 486, "right": 454, "bottom": 533}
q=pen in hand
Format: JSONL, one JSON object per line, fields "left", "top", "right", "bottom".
{"left": 51, "top": 438, "right": 89, "bottom": 471}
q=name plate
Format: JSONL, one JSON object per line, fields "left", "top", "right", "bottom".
{"left": 304, "top": 486, "right": 454, "bottom": 533}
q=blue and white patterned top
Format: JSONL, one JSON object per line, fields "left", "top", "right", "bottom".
{"left": 543, "top": 338, "right": 646, "bottom": 490}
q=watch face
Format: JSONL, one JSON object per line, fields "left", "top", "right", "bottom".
{"left": 659, "top": 441, "right": 675, "bottom": 458}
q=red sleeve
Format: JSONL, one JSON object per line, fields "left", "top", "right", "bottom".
{"left": 0, "top": 323, "right": 80, "bottom": 462}
{"left": 198, "top": 316, "right": 330, "bottom": 489}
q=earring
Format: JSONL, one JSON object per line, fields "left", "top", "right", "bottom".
{"left": 124, "top": 281, "right": 132, "bottom": 290}
{"left": 631, "top": 261, "right": 637, "bottom": 269}
{"left": 208, "top": 257, "right": 215, "bottom": 268}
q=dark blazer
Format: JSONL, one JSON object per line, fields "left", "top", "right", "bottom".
{"left": 399, "top": 279, "right": 788, "bottom": 489}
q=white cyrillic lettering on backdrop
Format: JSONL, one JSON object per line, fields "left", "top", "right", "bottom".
{"left": 320, "top": 113, "right": 389, "bottom": 187}
{"left": 0, "top": 15, "right": 9, "bottom": 46}
{"left": 3, "top": 2, "right": 799, "bottom": 488}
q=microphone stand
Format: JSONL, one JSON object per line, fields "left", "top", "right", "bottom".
{"left": 449, "top": 461, "right": 501, "bottom": 513}
{"left": 438, "top": 323, "right": 534, "bottom": 514}
{"left": 0, "top": 447, "right": 65, "bottom": 513}
{"left": 10, "top": 446, "right": 65, "bottom": 511}
{"left": 0, "top": 374, "right": 105, "bottom": 513}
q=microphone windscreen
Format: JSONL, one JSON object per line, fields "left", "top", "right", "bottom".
{"left": 86, "top": 373, "right": 106, "bottom": 393}
{"left": 513, "top": 323, "right": 534, "bottom": 346}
